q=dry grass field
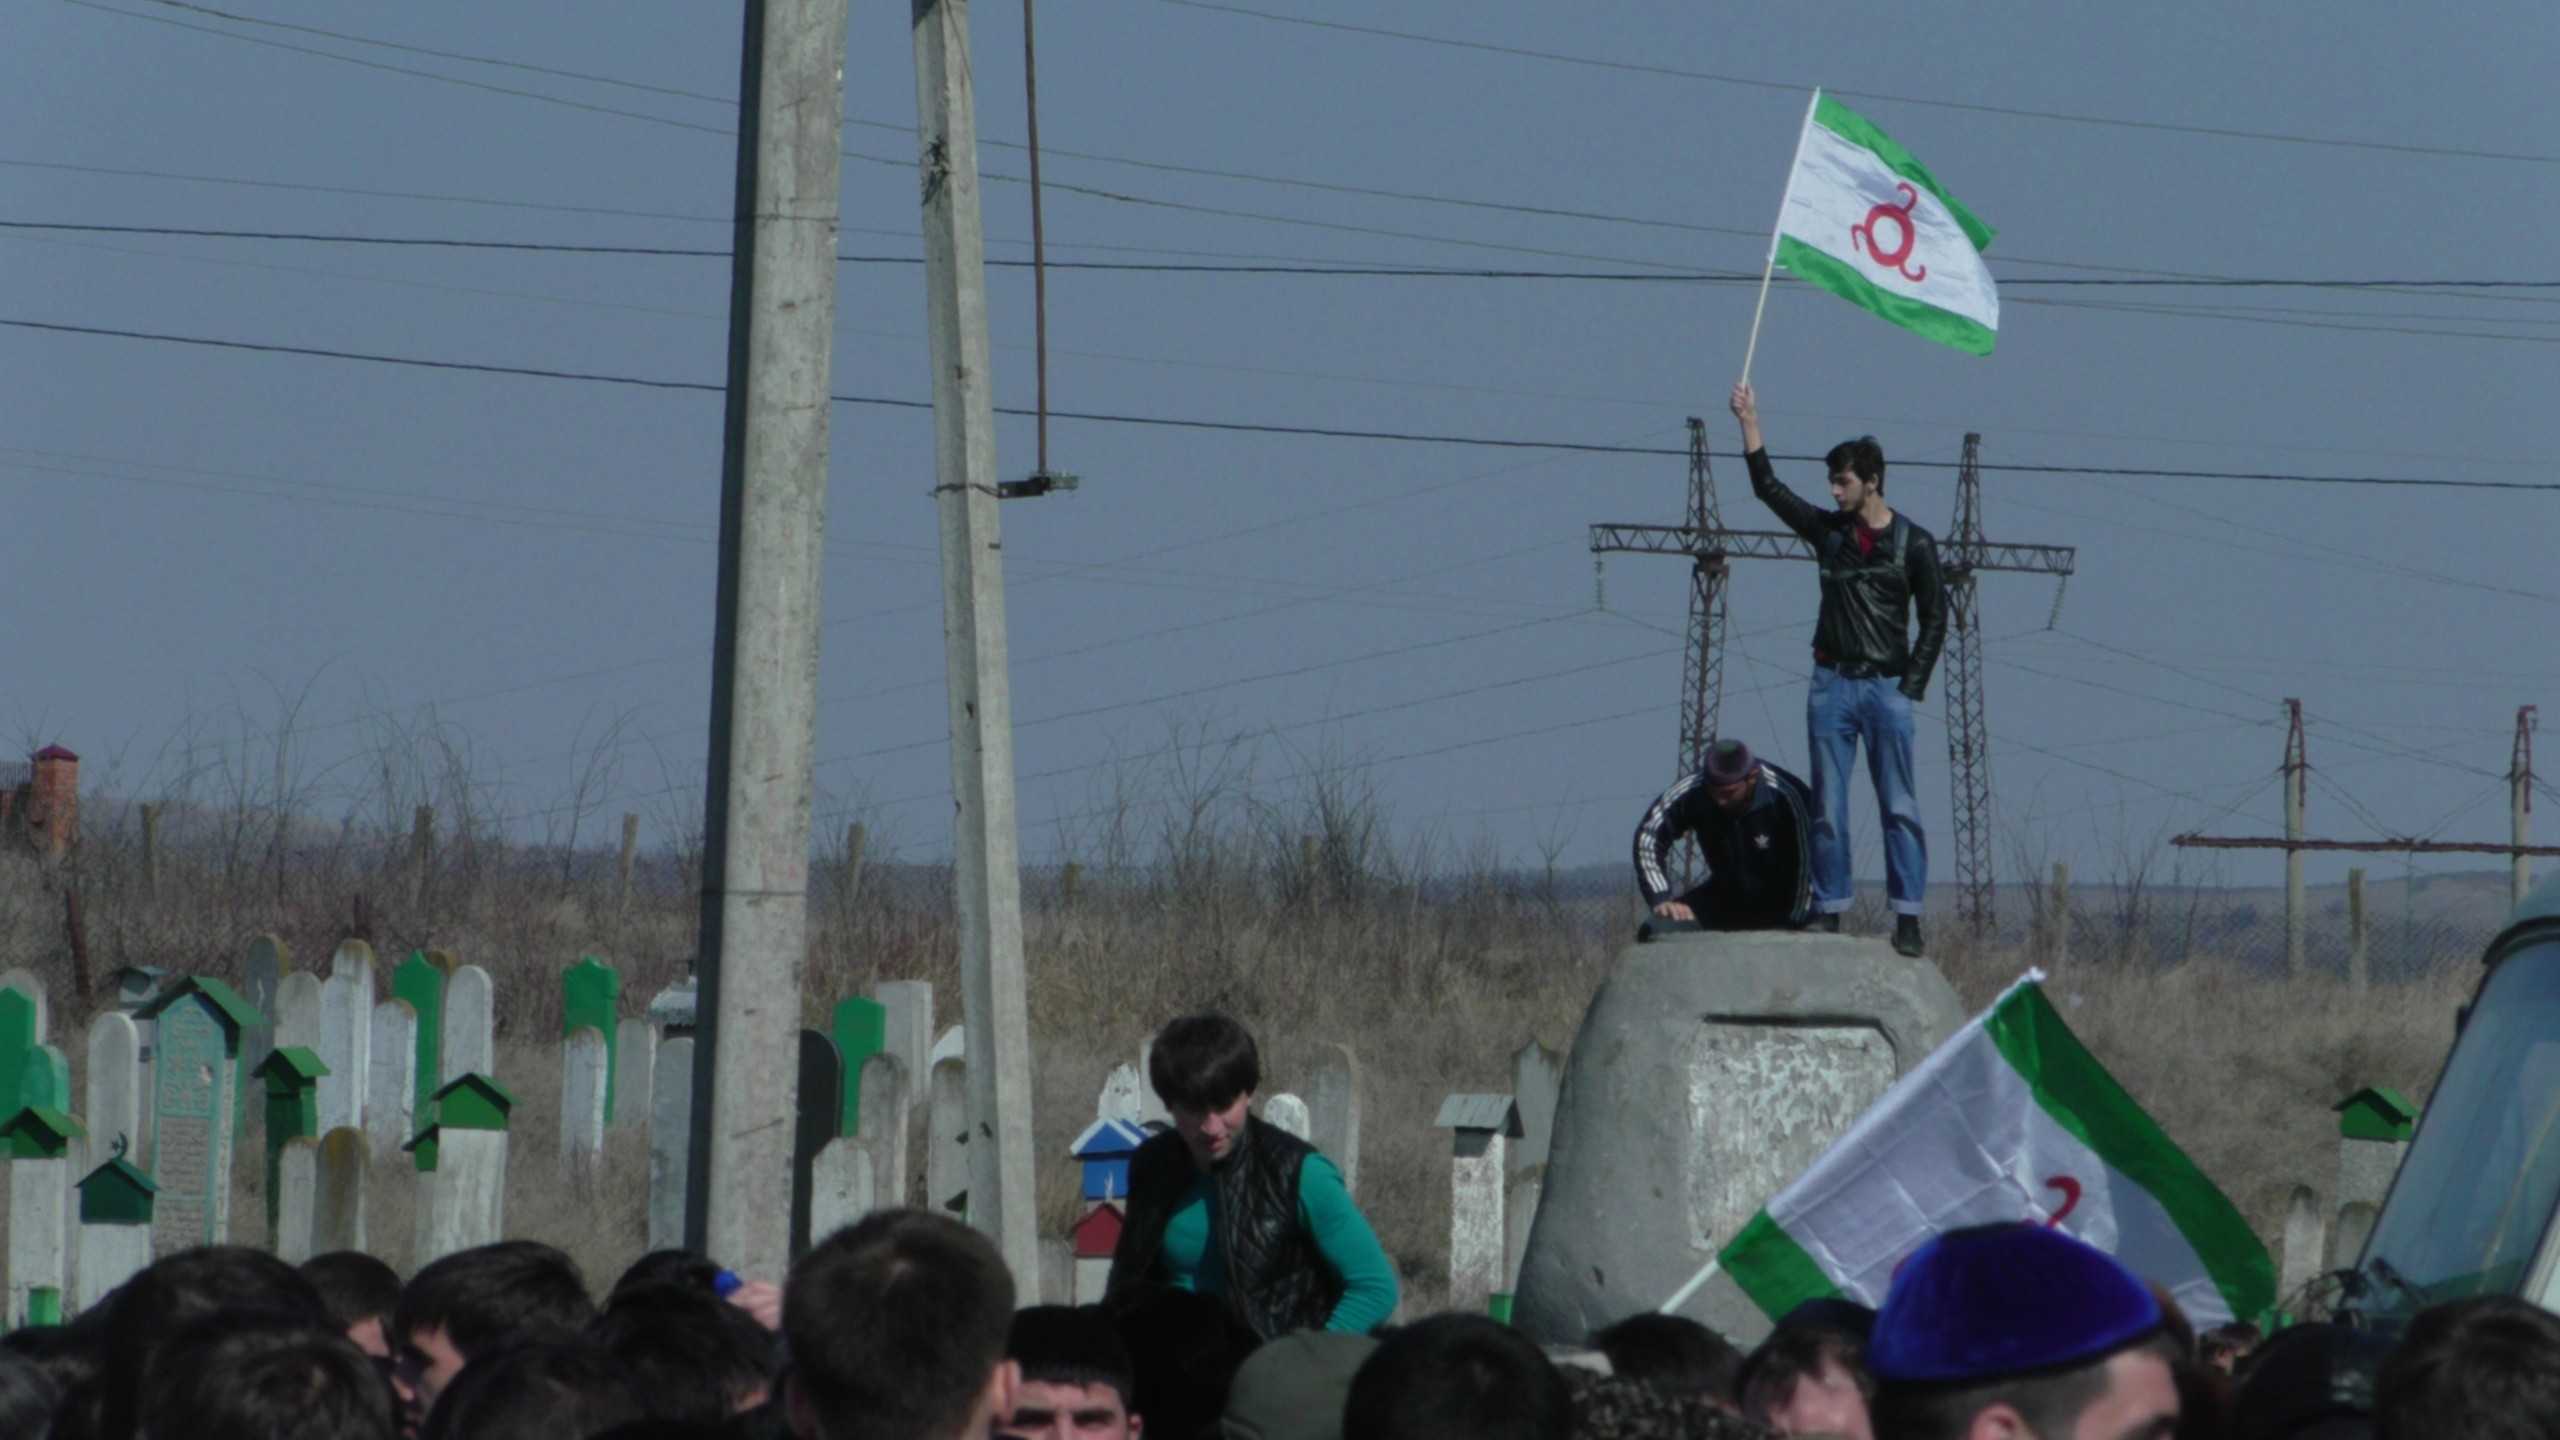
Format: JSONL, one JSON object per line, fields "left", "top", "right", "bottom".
{"left": 0, "top": 770, "right": 2488, "bottom": 1308}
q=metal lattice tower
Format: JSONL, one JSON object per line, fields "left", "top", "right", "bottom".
{"left": 1594, "top": 426, "right": 2074, "bottom": 932}
{"left": 1941, "top": 434, "right": 1997, "bottom": 935}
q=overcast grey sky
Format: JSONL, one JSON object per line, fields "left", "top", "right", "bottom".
{"left": 8, "top": 0, "right": 2556, "bottom": 895}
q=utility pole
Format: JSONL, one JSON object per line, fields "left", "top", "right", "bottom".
{"left": 686, "top": 0, "right": 849, "bottom": 1282}
{"left": 2175, "top": 701, "right": 2560, "bottom": 976}
{"left": 1591, "top": 429, "right": 2072, "bottom": 933}
{"left": 913, "top": 0, "right": 1040, "bottom": 1292}
{"left": 2515, "top": 705, "right": 2539, "bottom": 907}
{"left": 2282, "top": 699, "right": 2308, "bottom": 978}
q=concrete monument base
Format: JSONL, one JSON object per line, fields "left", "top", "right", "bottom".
{"left": 1511, "top": 929, "right": 1964, "bottom": 1347}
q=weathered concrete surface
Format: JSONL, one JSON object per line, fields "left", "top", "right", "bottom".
{"left": 1512, "top": 930, "right": 1964, "bottom": 1347}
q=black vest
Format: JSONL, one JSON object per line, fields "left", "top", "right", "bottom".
{"left": 1104, "top": 1116, "right": 1345, "bottom": 1340}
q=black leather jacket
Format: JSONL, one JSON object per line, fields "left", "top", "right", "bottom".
{"left": 1103, "top": 1117, "right": 1343, "bottom": 1340}
{"left": 1747, "top": 448, "right": 1948, "bottom": 697}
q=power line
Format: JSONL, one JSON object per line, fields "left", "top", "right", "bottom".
{"left": 1155, "top": 0, "right": 2560, "bottom": 167}
{"left": 11, "top": 314, "right": 2554, "bottom": 492}
{"left": 16, "top": 220, "right": 2560, "bottom": 293}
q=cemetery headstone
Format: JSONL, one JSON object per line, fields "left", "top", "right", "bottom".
{"left": 407, "top": 1074, "right": 513, "bottom": 1263}
{"left": 2334, "top": 1087, "right": 2417, "bottom": 1212}
{"left": 2332, "top": 1201, "right": 2380, "bottom": 1274}
{"left": 275, "top": 1135, "right": 321, "bottom": 1263}
{"left": 239, "top": 935, "right": 287, "bottom": 1086}
{"left": 646, "top": 975, "right": 698, "bottom": 1037}
{"left": 1508, "top": 1041, "right": 1564, "bottom": 1291}
{"left": 874, "top": 981, "right": 934, "bottom": 1099}
{"left": 793, "top": 1030, "right": 845, "bottom": 1257}
{"left": 442, "top": 966, "right": 496, "bottom": 1084}
{"left": 274, "top": 972, "right": 323, "bottom": 1053}
{"left": 139, "top": 978, "right": 260, "bottom": 1252}
{"left": 1513, "top": 932, "right": 1966, "bottom": 1348}
{"left": 3, "top": 1105, "right": 82, "bottom": 1326}
{"left": 854, "top": 1053, "right": 909, "bottom": 1208}
{"left": 316, "top": 1126, "right": 367, "bottom": 1253}
{"left": 1039, "top": 1238, "right": 1075, "bottom": 1313}
{"left": 316, "top": 942, "right": 375, "bottom": 1135}
{"left": 614, "top": 1018, "right": 658, "bottom": 1134}
{"left": 83, "top": 1011, "right": 142, "bottom": 1177}
{"left": 390, "top": 952, "right": 449, "bottom": 1140}
{"left": 809, "top": 1137, "right": 874, "bottom": 1243}
{"left": 1096, "top": 1063, "right": 1141, "bottom": 1124}
{"left": 561, "top": 1027, "right": 609, "bottom": 1181}
{"left": 253, "top": 1046, "right": 327, "bottom": 1239}
{"left": 1436, "top": 1094, "right": 1521, "bottom": 1316}
{"left": 832, "top": 996, "right": 888, "bottom": 1138}
{"left": 1262, "top": 1092, "right": 1311, "bottom": 1140}
{"left": 649, "top": 1036, "right": 696, "bottom": 1250}
{"left": 74, "top": 1141, "right": 157, "bottom": 1312}
{"left": 1306, "top": 1042, "right": 1361, "bottom": 1195}
{"left": 928, "top": 1055, "right": 969, "bottom": 1222}
{"left": 561, "top": 958, "right": 621, "bottom": 1121}
{"left": 2279, "top": 1184, "right": 2326, "bottom": 1306}
{"left": 367, "top": 1001, "right": 418, "bottom": 1161}
{"left": 0, "top": 979, "right": 43, "bottom": 1125}
{"left": 930, "top": 1024, "right": 965, "bottom": 1067}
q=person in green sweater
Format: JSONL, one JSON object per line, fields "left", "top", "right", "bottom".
{"left": 1102, "top": 1012, "right": 1399, "bottom": 1340}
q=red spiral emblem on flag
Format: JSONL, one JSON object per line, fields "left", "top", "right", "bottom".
{"left": 1851, "top": 182, "right": 1929, "bottom": 283}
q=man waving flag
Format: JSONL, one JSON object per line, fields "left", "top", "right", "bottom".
{"left": 1742, "top": 90, "right": 2000, "bottom": 368}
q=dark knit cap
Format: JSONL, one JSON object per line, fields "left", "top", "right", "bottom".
{"left": 1869, "top": 1225, "right": 2162, "bottom": 1385}
{"left": 1703, "top": 740, "right": 1754, "bottom": 785}
{"left": 1009, "top": 1304, "right": 1136, "bottom": 1397}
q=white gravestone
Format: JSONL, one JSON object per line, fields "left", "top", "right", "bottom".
{"left": 275, "top": 1135, "right": 321, "bottom": 1263}
{"left": 855, "top": 1053, "right": 909, "bottom": 1210}
{"left": 366, "top": 1001, "right": 418, "bottom": 1160}
{"left": 1508, "top": 1041, "right": 1563, "bottom": 1290}
{"left": 442, "top": 966, "right": 496, "bottom": 1083}
{"left": 7, "top": 1153, "right": 71, "bottom": 1324}
{"left": 316, "top": 942, "right": 375, "bottom": 1135}
{"left": 648, "top": 1036, "right": 696, "bottom": 1251}
{"left": 927, "top": 1056, "right": 969, "bottom": 1222}
{"left": 1307, "top": 1043, "right": 1362, "bottom": 1196}
{"left": 614, "top": 1019, "right": 658, "bottom": 1133}
{"left": 561, "top": 1027, "right": 609, "bottom": 1179}
{"left": 84, "top": 1012, "right": 142, "bottom": 1176}
{"left": 150, "top": 992, "right": 242, "bottom": 1252}
{"left": 1437, "top": 1094, "right": 1522, "bottom": 1315}
{"left": 809, "top": 1138, "right": 874, "bottom": 1243}
{"left": 1262, "top": 1092, "right": 1311, "bottom": 1140}
{"left": 2279, "top": 1184, "right": 2326, "bottom": 1306}
{"left": 419, "top": 1129, "right": 507, "bottom": 1262}
{"left": 273, "top": 972, "right": 323, "bottom": 1054}
{"left": 1097, "top": 1063, "right": 1142, "bottom": 1124}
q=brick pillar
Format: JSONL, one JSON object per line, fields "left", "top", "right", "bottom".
{"left": 29, "top": 746, "right": 78, "bottom": 858}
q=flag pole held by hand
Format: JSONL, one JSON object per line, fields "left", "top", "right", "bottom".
{"left": 1740, "top": 87, "right": 1822, "bottom": 388}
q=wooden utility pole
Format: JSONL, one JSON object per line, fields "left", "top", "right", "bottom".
{"left": 912, "top": 0, "right": 1040, "bottom": 1292}
{"left": 687, "top": 0, "right": 849, "bottom": 1283}
{"left": 2176, "top": 701, "right": 2560, "bottom": 976}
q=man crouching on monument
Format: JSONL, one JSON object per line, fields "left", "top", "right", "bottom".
{"left": 1731, "top": 380, "right": 1946, "bottom": 957}
{"left": 1633, "top": 737, "right": 1817, "bottom": 934}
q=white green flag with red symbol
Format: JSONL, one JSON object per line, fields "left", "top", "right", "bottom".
{"left": 1769, "top": 91, "right": 2000, "bottom": 356}
{"left": 1716, "top": 972, "right": 2275, "bottom": 1327}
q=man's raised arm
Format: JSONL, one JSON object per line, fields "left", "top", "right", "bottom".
{"left": 1731, "top": 381, "right": 1824, "bottom": 542}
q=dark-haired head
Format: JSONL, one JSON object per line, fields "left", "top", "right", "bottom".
{"left": 610, "top": 1249, "right": 725, "bottom": 1304}
{"left": 1148, "top": 1012, "right": 1260, "bottom": 1112}
{"left": 590, "top": 1282, "right": 778, "bottom": 1424}
{"left": 138, "top": 1311, "right": 396, "bottom": 1440}
{"left": 101, "top": 1246, "right": 331, "bottom": 1437}
{"left": 0, "top": 1349, "right": 61, "bottom": 1440}
{"left": 1591, "top": 1311, "right": 1743, "bottom": 1404}
{"left": 1343, "top": 1313, "right": 1571, "bottom": 1440}
{"left": 2377, "top": 1296, "right": 2560, "bottom": 1440}
{"left": 1824, "top": 436, "right": 1886, "bottom": 492}
{"left": 303, "top": 1250, "right": 403, "bottom": 1356}
{"left": 420, "top": 1338, "right": 644, "bottom": 1440}
{"left": 785, "top": 1208, "right": 1017, "bottom": 1440}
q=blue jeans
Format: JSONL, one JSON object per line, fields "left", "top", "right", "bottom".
{"left": 1806, "top": 668, "right": 1927, "bottom": 916}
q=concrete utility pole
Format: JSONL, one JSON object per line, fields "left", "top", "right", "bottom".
{"left": 912, "top": 0, "right": 1040, "bottom": 1292}
{"left": 687, "top": 0, "right": 849, "bottom": 1282}
{"left": 2283, "top": 700, "right": 2308, "bottom": 978}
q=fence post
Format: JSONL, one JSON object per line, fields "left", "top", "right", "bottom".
{"left": 2347, "top": 868, "right": 2369, "bottom": 994}
{"left": 141, "top": 802, "right": 162, "bottom": 897}
{"left": 2051, "top": 862, "right": 2072, "bottom": 967}
{"left": 618, "top": 812, "right": 641, "bottom": 910}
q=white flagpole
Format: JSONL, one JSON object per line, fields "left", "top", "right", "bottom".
{"left": 1659, "top": 1253, "right": 1723, "bottom": 1315}
{"left": 1739, "top": 87, "right": 1821, "bottom": 388}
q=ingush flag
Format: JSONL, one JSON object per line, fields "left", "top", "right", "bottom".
{"left": 1770, "top": 92, "right": 2000, "bottom": 356}
{"left": 1716, "top": 972, "right": 2275, "bottom": 1326}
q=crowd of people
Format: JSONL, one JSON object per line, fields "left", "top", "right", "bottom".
{"left": 0, "top": 1011, "right": 2550, "bottom": 1438}
{"left": 0, "top": 1208, "right": 2551, "bottom": 1439}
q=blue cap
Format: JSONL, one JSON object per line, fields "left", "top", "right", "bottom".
{"left": 1869, "top": 1225, "right": 2163, "bottom": 1385}
{"left": 713, "top": 1268, "right": 743, "bottom": 1298}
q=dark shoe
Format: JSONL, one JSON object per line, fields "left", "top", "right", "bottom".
{"left": 1810, "top": 912, "right": 1841, "bottom": 934}
{"left": 1893, "top": 914, "right": 1925, "bottom": 957}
